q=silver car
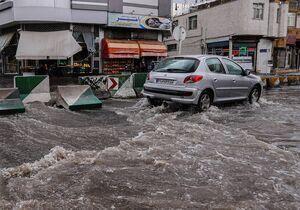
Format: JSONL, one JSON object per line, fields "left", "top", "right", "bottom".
{"left": 143, "top": 55, "right": 263, "bottom": 111}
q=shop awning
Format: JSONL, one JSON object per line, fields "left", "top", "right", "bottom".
{"left": 0, "top": 33, "right": 14, "bottom": 52}
{"left": 102, "top": 39, "right": 140, "bottom": 59}
{"left": 137, "top": 41, "right": 167, "bottom": 57}
{"left": 16, "top": 30, "right": 82, "bottom": 60}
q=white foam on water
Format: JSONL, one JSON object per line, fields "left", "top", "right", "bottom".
{"left": 132, "top": 98, "right": 149, "bottom": 108}
{"left": 1, "top": 146, "right": 74, "bottom": 179}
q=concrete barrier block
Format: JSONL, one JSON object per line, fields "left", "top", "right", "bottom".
{"left": 56, "top": 85, "right": 102, "bottom": 111}
{"left": 279, "top": 76, "right": 288, "bottom": 86}
{"left": 113, "top": 75, "right": 136, "bottom": 98}
{"left": 133, "top": 73, "right": 148, "bottom": 96}
{"left": 0, "top": 88, "right": 25, "bottom": 115}
{"left": 260, "top": 77, "right": 267, "bottom": 88}
{"left": 287, "top": 75, "right": 300, "bottom": 85}
{"left": 268, "top": 77, "right": 280, "bottom": 88}
{"left": 79, "top": 76, "right": 107, "bottom": 91}
{"left": 14, "top": 75, "right": 51, "bottom": 104}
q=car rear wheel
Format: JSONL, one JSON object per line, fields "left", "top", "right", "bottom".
{"left": 248, "top": 86, "right": 261, "bottom": 104}
{"left": 147, "top": 98, "right": 163, "bottom": 107}
{"left": 198, "top": 92, "right": 212, "bottom": 112}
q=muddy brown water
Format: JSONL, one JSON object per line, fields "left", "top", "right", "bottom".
{"left": 0, "top": 84, "right": 299, "bottom": 209}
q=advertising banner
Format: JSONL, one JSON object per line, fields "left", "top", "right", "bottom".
{"left": 108, "top": 13, "right": 171, "bottom": 31}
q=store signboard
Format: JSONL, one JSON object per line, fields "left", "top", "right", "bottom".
{"left": 239, "top": 47, "right": 248, "bottom": 56}
{"left": 233, "top": 56, "right": 253, "bottom": 71}
{"left": 108, "top": 13, "right": 171, "bottom": 31}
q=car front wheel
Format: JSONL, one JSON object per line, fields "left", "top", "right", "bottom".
{"left": 198, "top": 92, "right": 212, "bottom": 112}
{"left": 248, "top": 86, "right": 261, "bottom": 104}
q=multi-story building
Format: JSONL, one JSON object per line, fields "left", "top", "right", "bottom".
{"left": 0, "top": 0, "right": 171, "bottom": 75}
{"left": 166, "top": 0, "right": 289, "bottom": 73}
{"left": 274, "top": 0, "right": 300, "bottom": 69}
{"left": 172, "top": 0, "right": 217, "bottom": 17}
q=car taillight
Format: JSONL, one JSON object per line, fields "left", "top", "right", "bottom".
{"left": 183, "top": 75, "right": 203, "bottom": 83}
{"left": 147, "top": 73, "right": 150, "bottom": 80}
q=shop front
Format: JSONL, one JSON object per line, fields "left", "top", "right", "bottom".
{"left": 15, "top": 30, "right": 82, "bottom": 76}
{"left": 232, "top": 39, "right": 258, "bottom": 72}
{"left": 102, "top": 39, "right": 140, "bottom": 75}
{"left": 101, "top": 12, "right": 171, "bottom": 76}
{"left": 101, "top": 39, "right": 167, "bottom": 75}
{"left": 0, "top": 23, "right": 101, "bottom": 77}
{"left": 0, "top": 32, "right": 18, "bottom": 75}
{"left": 207, "top": 41, "right": 229, "bottom": 56}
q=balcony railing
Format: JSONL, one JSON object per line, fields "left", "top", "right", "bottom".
{"left": 289, "top": 0, "right": 299, "bottom": 12}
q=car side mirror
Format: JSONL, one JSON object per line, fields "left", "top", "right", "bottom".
{"left": 243, "top": 69, "right": 251, "bottom": 76}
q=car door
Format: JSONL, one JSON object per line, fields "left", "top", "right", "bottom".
{"left": 222, "top": 58, "right": 252, "bottom": 99}
{"left": 205, "top": 57, "right": 234, "bottom": 101}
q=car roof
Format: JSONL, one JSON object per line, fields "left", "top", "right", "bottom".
{"left": 168, "top": 54, "right": 227, "bottom": 60}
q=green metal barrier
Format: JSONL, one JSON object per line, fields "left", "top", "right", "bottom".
{"left": 133, "top": 73, "right": 148, "bottom": 95}
{"left": 0, "top": 88, "right": 25, "bottom": 115}
{"left": 14, "top": 75, "right": 51, "bottom": 103}
{"left": 56, "top": 85, "right": 102, "bottom": 111}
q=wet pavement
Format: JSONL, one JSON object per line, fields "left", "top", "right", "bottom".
{"left": 0, "top": 86, "right": 300, "bottom": 209}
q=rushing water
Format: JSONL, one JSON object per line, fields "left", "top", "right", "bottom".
{"left": 0, "top": 87, "right": 299, "bottom": 209}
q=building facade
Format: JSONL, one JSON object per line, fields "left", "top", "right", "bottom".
{"left": 166, "top": 0, "right": 291, "bottom": 73}
{"left": 273, "top": 0, "right": 300, "bottom": 69}
{"left": 0, "top": 0, "right": 171, "bottom": 75}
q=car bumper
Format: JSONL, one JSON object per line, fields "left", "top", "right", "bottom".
{"left": 142, "top": 85, "right": 200, "bottom": 105}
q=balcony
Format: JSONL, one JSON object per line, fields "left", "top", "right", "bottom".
{"left": 289, "top": 0, "right": 299, "bottom": 12}
{"left": 297, "top": 28, "right": 300, "bottom": 40}
{"left": 0, "top": 0, "right": 107, "bottom": 26}
{"left": 287, "top": 28, "right": 297, "bottom": 45}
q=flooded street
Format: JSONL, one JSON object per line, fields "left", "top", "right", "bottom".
{"left": 0, "top": 87, "right": 300, "bottom": 209}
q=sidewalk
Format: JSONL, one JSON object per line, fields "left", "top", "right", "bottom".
{"left": 0, "top": 76, "right": 14, "bottom": 88}
{"left": 257, "top": 69, "right": 300, "bottom": 88}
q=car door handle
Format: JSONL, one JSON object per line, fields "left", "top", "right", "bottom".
{"left": 214, "top": 78, "right": 218, "bottom": 82}
{"left": 233, "top": 79, "right": 237, "bottom": 83}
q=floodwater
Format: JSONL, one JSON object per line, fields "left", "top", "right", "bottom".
{"left": 0, "top": 87, "right": 300, "bottom": 209}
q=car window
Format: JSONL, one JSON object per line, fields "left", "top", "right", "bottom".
{"left": 223, "top": 58, "right": 244, "bottom": 75}
{"left": 206, "top": 58, "right": 226, "bottom": 74}
{"left": 154, "top": 57, "right": 200, "bottom": 73}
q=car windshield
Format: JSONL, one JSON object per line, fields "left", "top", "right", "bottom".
{"left": 154, "top": 57, "right": 200, "bottom": 73}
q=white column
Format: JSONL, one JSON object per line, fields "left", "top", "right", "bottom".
{"left": 70, "top": 24, "right": 74, "bottom": 67}
{"left": 158, "top": 33, "right": 163, "bottom": 42}
{"left": 229, "top": 37, "right": 233, "bottom": 59}
{"left": 91, "top": 25, "right": 95, "bottom": 71}
{"left": 98, "top": 27, "right": 104, "bottom": 74}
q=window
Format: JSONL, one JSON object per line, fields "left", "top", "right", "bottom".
{"left": 167, "top": 44, "right": 177, "bottom": 52}
{"left": 188, "top": 15, "right": 197, "bottom": 30}
{"left": 276, "top": 8, "right": 281, "bottom": 23}
{"left": 154, "top": 58, "right": 200, "bottom": 73}
{"left": 172, "top": 20, "right": 178, "bottom": 31}
{"left": 223, "top": 59, "right": 244, "bottom": 75}
{"left": 288, "top": 13, "right": 296, "bottom": 27}
{"left": 289, "top": 0, "right": 299, "bottom": 11}
{"left": 206, "top": 58, "right": 226, "bottom": 74}
{"left": 253, "top": 3, "right": 264, "bottom": 20}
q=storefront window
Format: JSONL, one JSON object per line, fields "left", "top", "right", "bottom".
{"left": 2, "top": 37, "right": 18, "bottom": 75}
{"left": 103, "top": 59, "right": 134, "bottom": 75}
